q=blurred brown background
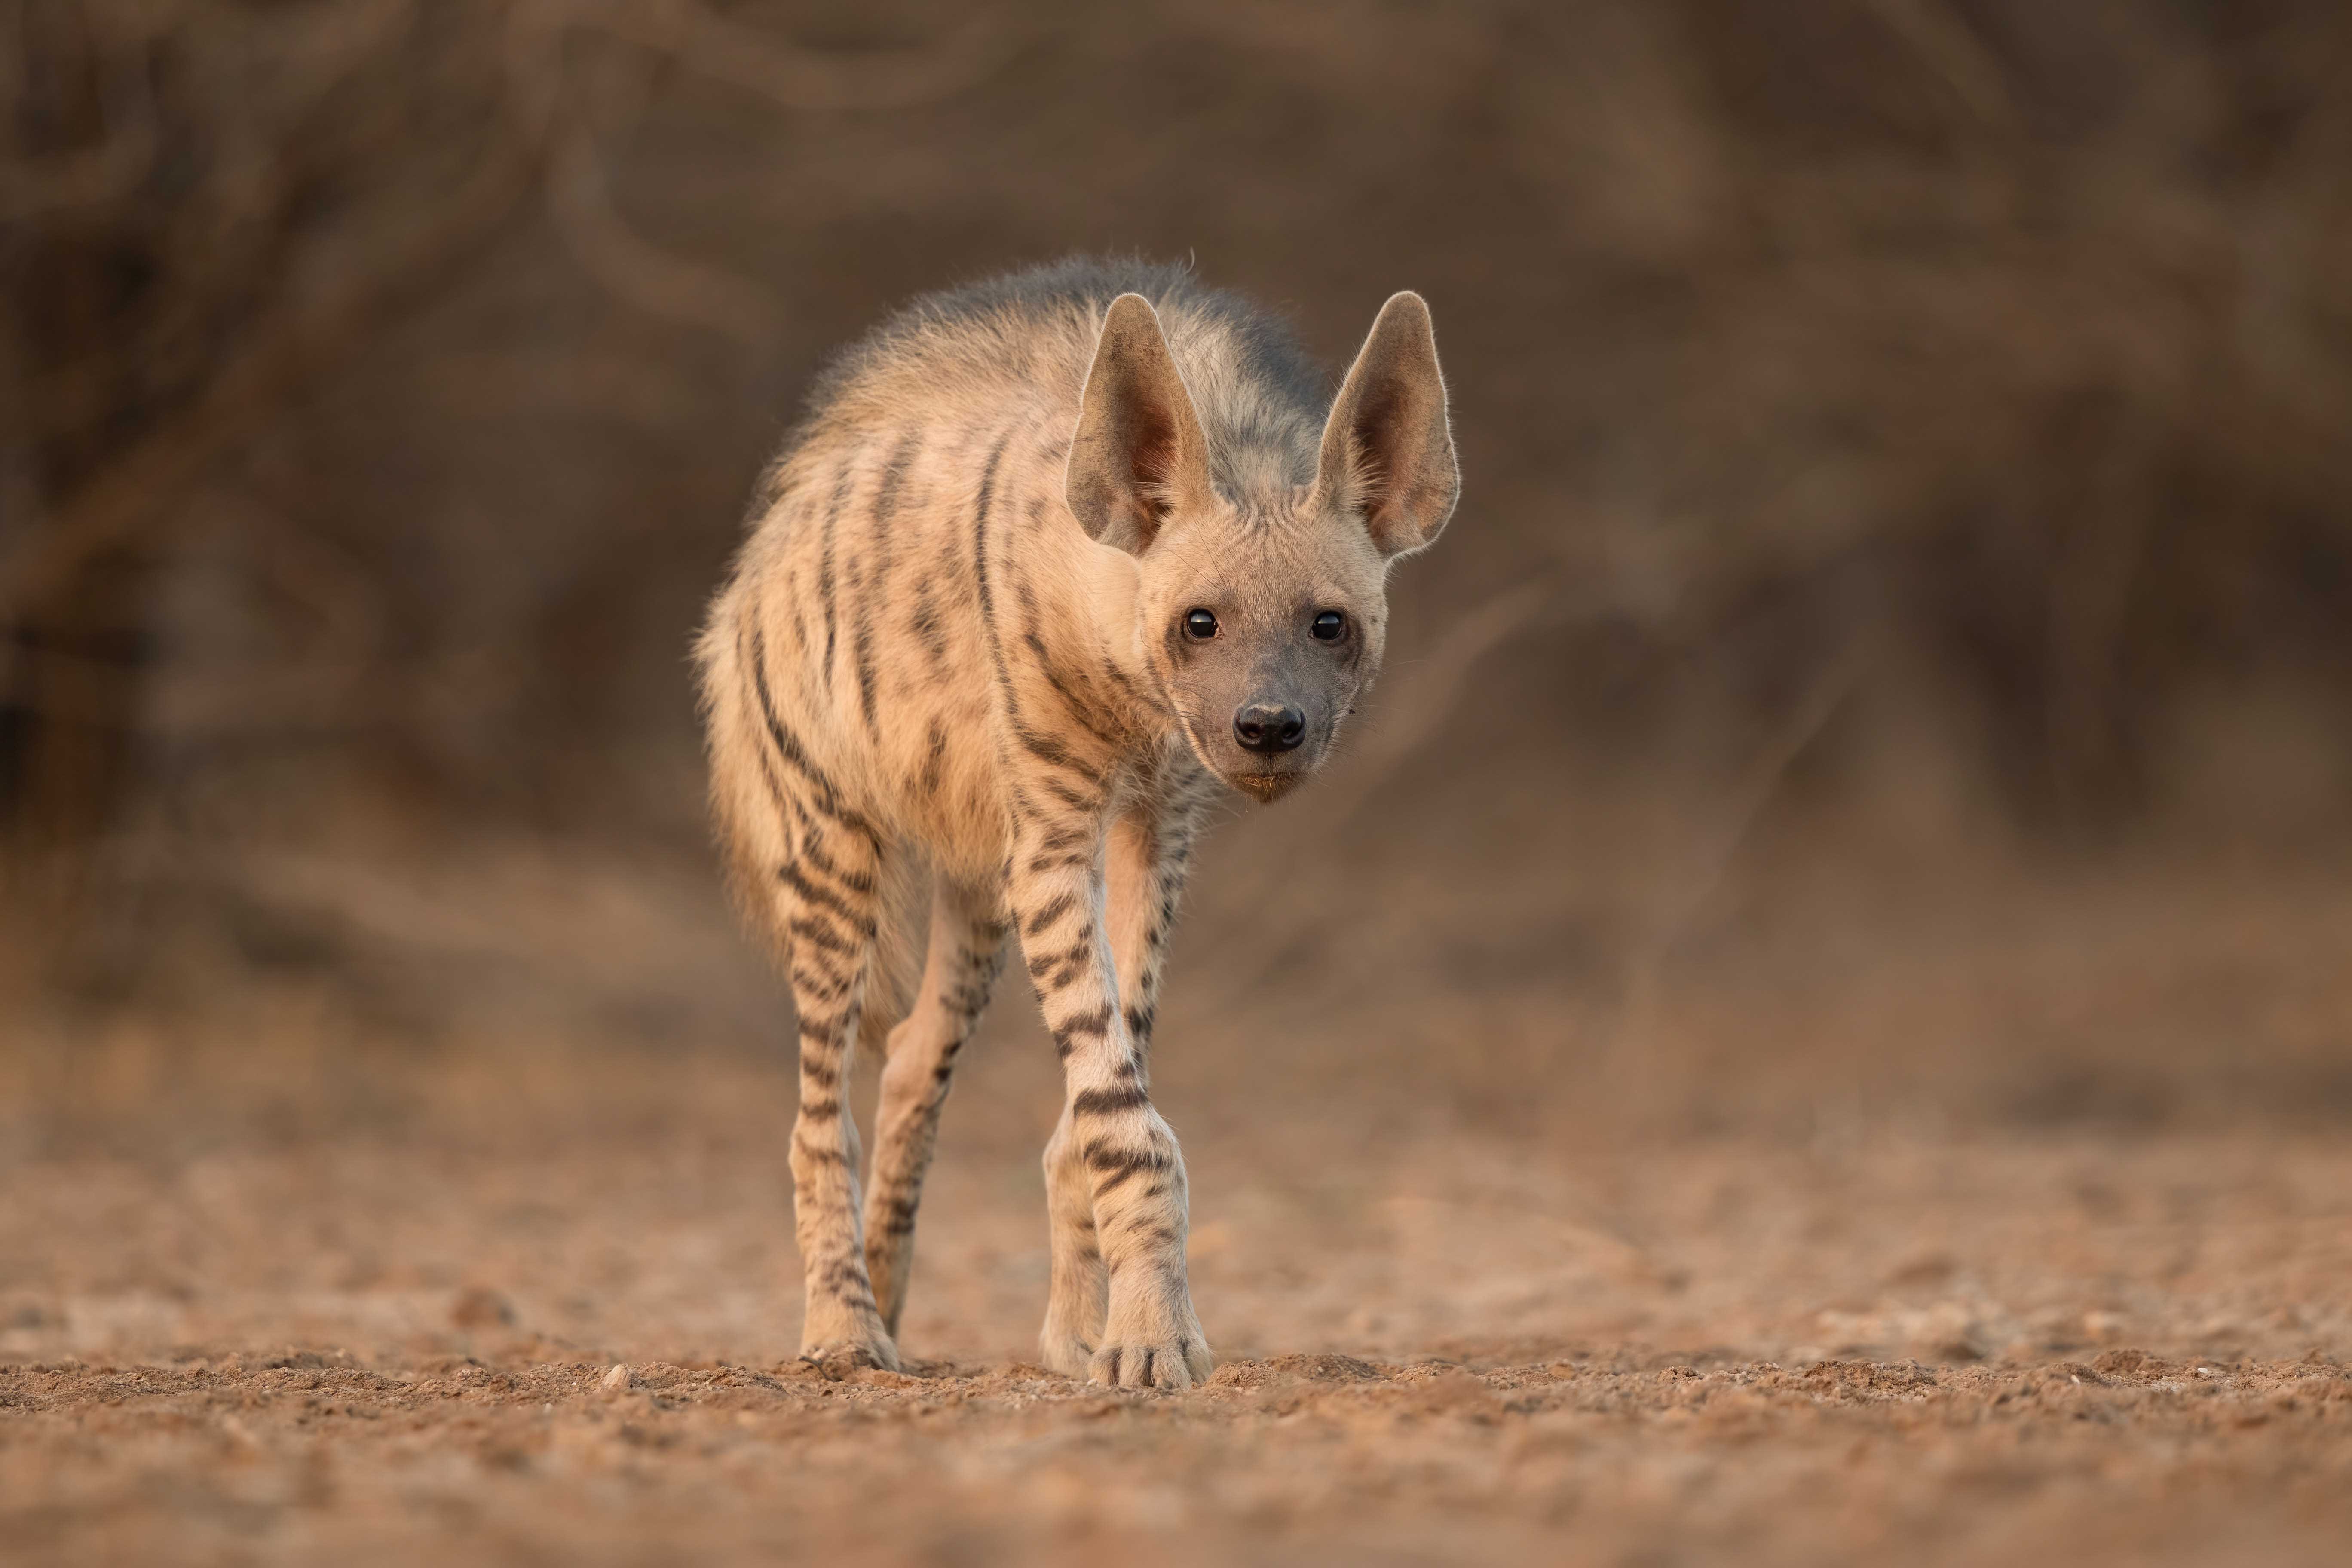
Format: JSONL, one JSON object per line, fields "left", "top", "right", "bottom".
{"left": 6, "top": 0, "right": 2352, "bottom": 1139}
{"left": 9, "top": 9, "right": 2352, "bottom": 1564}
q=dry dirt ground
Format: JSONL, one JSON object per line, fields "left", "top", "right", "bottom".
{"left": 3, "top": 1048, "right": 2349, "bottom": 1567}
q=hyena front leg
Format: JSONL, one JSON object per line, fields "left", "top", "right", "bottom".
{"left": 1101, "top": 807, "right": 1196, "bottom": 1081}
{"left": 1037, "top": 1108, "right": 1107, "bottom": 1375}
{"left": 861, "top": 874, "right": 1009, "bottom": 1338}
{"left": 776, "top": 810, "right": 896, "bottom": 1370}
{"left": 1015, "top": 809, "right": 1210, "bottom": 1391}
{"left": 1038, "top": 811, "right": 1201, "bottom": 1376}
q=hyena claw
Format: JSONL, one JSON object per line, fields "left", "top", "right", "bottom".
{"left": 1091, "top": 1331, "right": 1214, "bottom": 1392}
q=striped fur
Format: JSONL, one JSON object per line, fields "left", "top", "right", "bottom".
{"left": 696, "top": 257, "right": 1458, "bottom": 1389}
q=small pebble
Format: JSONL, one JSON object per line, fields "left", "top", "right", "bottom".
{"left": 602, "top": 1363, "right": 631, "bottom": 1391}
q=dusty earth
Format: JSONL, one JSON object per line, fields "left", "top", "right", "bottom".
{"left": 3, "top": 1045, "right": 2349, "bottom": 1567}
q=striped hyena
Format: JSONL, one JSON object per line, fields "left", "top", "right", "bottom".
{"left": 696, "top": 257, "right": 1458, "bottom": 1390}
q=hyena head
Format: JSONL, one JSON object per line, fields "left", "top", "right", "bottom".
{"left": 1066, "top": 291, "right": 1461, "bottom": 802}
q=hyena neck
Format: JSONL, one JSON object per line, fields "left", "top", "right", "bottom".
{"left": 1059, "top": 530, "right": 1185, "bottom": 757}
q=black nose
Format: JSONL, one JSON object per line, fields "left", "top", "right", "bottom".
{"left": 1234, "top": 702, "right": 1306, "bottom": 755}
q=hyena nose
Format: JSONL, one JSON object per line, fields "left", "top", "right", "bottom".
{"left": 1234, "top": 701, "right": 1306, "bottom": 755}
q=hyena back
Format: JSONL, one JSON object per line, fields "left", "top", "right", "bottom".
{"left": 696, "top": 257, "right": 1459, "bottom": 1390}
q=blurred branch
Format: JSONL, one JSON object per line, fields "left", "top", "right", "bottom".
{"left": 1609, "top": 638, "right": 1874, "bottom": 1070}
{"left": 0, "top": 6, "right": 548, "bottom": 704}
{"left": 548, "top": 118, "right": 780, "bottom": 346}
{"left": 0, "top": 0, "right": 1032, "bottom": 937}
{"left": 1861, "top": 0, "right": 2019, "bottom": 138}
{"left": 426, "top": 347, "right": 708, "bottom": 427}
{"left": 567, "top": 0, "right": 1017, "bottom": 114}
{"left": 0, "top": 59, "right": 156, "bottom": 222}
{"left": 533, "top": 0, "right": 1016, "bottom": 344}
{"left": 1314, "top": 578, "right": 1571, "bottom": 837}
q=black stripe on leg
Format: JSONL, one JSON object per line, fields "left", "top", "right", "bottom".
{"left": 1121, "top": 1219, "right": 1181, "bottom": 1250}
{"left": 1072, "top": 1084, "right": 1148, "bottom": 1117}
{"left": 1024, "top": 938, "right": 1092, "bottom": 983}
{"left": 779, "top": 864, "right": 876, "bottom": 934}
{"left": 799, "top": 836, "right": 877, "bottom": 895}
{"left": 788, "top": 915, "right": 864, "bottom": 959}
{"left": 1082, "top": 1141, "right": 1172, "bottom": 1178}
{"left": 818, "top": 1258, "right": 875, "bottom": 1298}
{"left": 796, "top": 1014, "right": 852, "bottom": 1049}
{"left": 1022, "top": 891, "right": 1077, "bottom": 937}
{"left": 1086, "top": 1148, "right": 1176, "bottom": 1201}
{"left": 1049, "top": 1004, "right": 1112, "bottom": 1058}
{"left": 790, "top": 976, "right": 852, "bottom": 1010}
{"left": 1032, "top": 822, "right": 1093, "bottom": 854}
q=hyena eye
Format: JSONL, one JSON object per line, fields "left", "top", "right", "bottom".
{"left": 1183, "top": 608, "right": 1219, "bottom": 640}
{"left": 1311, "top": 610, "right": 1347, "bottom": 642}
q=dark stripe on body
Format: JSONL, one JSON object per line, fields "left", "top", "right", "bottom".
{"left": 869, "top": 429, "right": 919, "bottom": 597}
{"left": 743, "top": 621, "right": 876, "bottom": 840}
{"left": 918, "top": 717, "right": 949, "bottom": 799}
{"left": 854, "top": 616, "right": 879, "bottom": 735}
{"left": 1017, "top": 726, "right": 1102, "bottom": 782}
{"left": 816, "top": 461, "right": 855, "bottom": 689}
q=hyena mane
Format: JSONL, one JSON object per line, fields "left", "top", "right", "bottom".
{"left": 695, "top": 254, "right": 1459, "bottom": 1389}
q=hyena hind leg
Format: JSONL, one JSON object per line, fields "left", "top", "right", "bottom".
{"left": 775, "top": 814, "right": 897, "bottom": 1371}
{"left": 861, "top": 874, "right": 1009, "bottom": 1338}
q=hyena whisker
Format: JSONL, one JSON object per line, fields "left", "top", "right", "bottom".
{"left": 696, "top": 256, "right": 1459, "bottom": 1390}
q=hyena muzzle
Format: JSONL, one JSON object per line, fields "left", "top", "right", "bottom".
{"left": 696, "top": 257, "right": 1459, "bottom": 1390}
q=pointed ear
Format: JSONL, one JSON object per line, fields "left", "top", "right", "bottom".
{"left": 1315, "top": 291, "right": 1460, "bottom": 558}
{"left": 1065, "top": 293, "right": 1215, "bottom": 555}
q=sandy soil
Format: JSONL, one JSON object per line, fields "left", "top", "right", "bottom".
{"left": 3, "top": 1053, "right": 2348, "bottom": 1566}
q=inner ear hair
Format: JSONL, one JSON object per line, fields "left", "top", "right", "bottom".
{"left": 1125, "top": 403, "right": 1183, "bottom": 521}
{"left": 1066, "top": 294, "right": 1213, "bottom": 556}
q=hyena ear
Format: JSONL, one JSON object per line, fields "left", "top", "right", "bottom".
{"left": 1315, "top": 291, "right": 1460, "bottom": 558}
{"left": 1066, "top": 293, "right": 1215, "bottom": 555}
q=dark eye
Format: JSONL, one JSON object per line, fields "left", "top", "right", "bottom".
{"left": 1311, "top": 610, "right": 1347, "bottom": 642}
{"left": 1183, "top": 608, "right": 1219, "bottom": 640}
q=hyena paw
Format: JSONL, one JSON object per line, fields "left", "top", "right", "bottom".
{"left": 1088, "top": 1326, "right": 1213, "bottom": 1392}
{"left": 1039, "top": 1321, "right": 1095, "bottom": 1379}
{"left": 799, "top": 1330, "right": 900, "bottom": 1376}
